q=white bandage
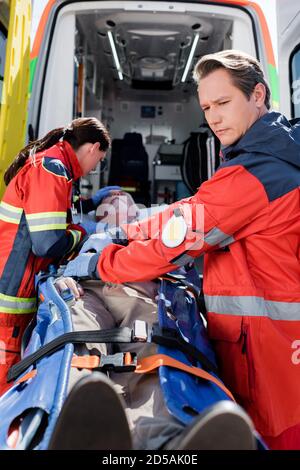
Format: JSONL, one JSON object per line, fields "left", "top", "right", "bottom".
{"left": 161, "top": 208, "right": 188, "bottom": 248}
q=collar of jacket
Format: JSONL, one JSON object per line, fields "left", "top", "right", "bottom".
{"left": 220, "top": 112, "right": 275, "bottom": 161}
{"left": 220, "top": 111, "right": 300, "bottom": 167}
{"left": 56, "top": 140, "right": 83, "bottom": 180}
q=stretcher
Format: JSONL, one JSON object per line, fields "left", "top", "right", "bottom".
{"left": 0, "top": 265, "right": 266, "bottom": 449}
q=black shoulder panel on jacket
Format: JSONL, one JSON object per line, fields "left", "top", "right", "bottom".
{"left": 42, "top": 157, "right": 72, "bottom": 181}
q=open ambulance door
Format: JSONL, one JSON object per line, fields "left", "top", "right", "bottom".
{"left": 0, "top": 0, "right": 31, "bottom": 198}
{"left": 277, "top": 2, "right": 300, "bottom": 119}
{"left": 26, "top": 0, "right": 279, "bottom": 203}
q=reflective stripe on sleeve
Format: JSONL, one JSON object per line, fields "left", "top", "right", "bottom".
{"left": 170, "top": 253, "right": 195, "bottom": 267}
{"left": 204, "top": 227, "right": 234, "bottom": 246}
{"left": 0, "top": 293, "right": 36, "bottom": 314}
{"left": 169, "top": 226, "right": 235, "bottom": 266}
{"left": 26, "top": 212, "right": 67, "bottom": 232}
{"left": 69, "top": 229, "right": 82, "bottom": 251}
{"left": 0, "top": 202, "right": 23, "bottom": 224}
{"left": 219, "top": 235, "right": 235, "bottom": 248}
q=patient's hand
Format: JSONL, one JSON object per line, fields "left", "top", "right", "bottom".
{"left": 54, "top": 276, "right": 84, "bottom": 300}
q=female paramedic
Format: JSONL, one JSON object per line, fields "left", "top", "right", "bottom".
{"left": 0, "top": 117, "right": 112, "bottom": 395}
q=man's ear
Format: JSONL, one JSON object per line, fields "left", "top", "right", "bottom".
{"left": 253, "top": 83, "right": 266, "bottom": 108}
{"left": 90, "top": 142, "right": 100, "bottom": 153}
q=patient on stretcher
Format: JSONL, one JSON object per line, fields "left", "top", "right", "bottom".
{"left": 48, "top": 192, "right": 256, "bottom": 450}
{"left": 0, "top": 192, "right": 258, "bottom": 451}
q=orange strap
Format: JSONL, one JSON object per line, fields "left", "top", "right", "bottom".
{"left": 70, "top": 352, "right": 134, "bottom": 369}
{"left": 136, "top": 354, "right": 235, "bottom": 402}
{"left": 16, "top": 355, "right": 234, "bottom": 401}
{"left": 16, "top": 369, "right": 37, "bottom": 384}
{"left": 71, "top": 355, "right": 100, "bottom": 369}
{"left": 15, "top": 356, "right": 102, "bottom": 383}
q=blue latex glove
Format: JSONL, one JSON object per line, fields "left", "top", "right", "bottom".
{"left": 64, "top": 252, "right": 100, "bottom": 279}
{"left": 79, "top": 219, "right": 97, "bottom": 235}
{"left": 91, "top": 186, "right": 121, "bottom": 207}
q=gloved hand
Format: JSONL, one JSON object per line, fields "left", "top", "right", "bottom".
{"left": 96, "top": 221, "right": 108, "bottom": 233}
{"left": 79, "top": 219, "right": 97, "bottom": 235}
{"left": 63, "top": 252, "right": 100, "bottom": 279}
{"left": 91, "top": 186, "right": 121, "bottom": 207}
{"left": 79, "top": 232, "right": 112, "bottom": 254}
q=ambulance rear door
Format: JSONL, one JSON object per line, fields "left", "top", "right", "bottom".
{"left": 0, "top": 0, "right": 31, "bottom": 198}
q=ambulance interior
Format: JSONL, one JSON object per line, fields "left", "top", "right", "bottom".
{"left": 37, "top": 2, "right": 259, "bottom": 206}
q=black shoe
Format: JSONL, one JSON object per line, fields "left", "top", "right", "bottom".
{"left": 165, "top": 401, "right": 256, "bottom": 450}
{"left": 48, "top": 372, "right": 132, "bottom": 450}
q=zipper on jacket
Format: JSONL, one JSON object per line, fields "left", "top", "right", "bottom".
{"left": 21, "top": 257, "right": 36, "bottom": 298}
{"left": 241, "top": 324, "right": 247, "bottom": 354}
{"left": 241, "top": 322, "right": 255, "bottom": 397}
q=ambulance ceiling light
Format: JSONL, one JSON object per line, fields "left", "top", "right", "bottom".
{"left": 128, "top": 29, "right": 179, "bottom": 36}
{"left": 181, "top": 33, "right": 199, "bottom": 83}
{"left": 107, "top": 30, "right": 123, "bottom": 80}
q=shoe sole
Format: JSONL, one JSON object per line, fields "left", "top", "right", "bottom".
{"left": 177, "top": 401, "right": 256, "bottom": 450}
{"left": 48, "top": 373, "right": 132, "bottom": 450}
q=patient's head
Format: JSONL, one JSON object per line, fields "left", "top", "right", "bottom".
{"left": 95, "top": 191, "right": 139, "bottom": 228}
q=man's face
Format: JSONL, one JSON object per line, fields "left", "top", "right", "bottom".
{"left": 198, "top": 68, "right": 264, "bottom": 147}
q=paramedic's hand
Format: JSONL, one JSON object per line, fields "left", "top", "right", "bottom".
{"left": 54, "top": 276, "right": 84, "bottom": 300}
{"left": 79, "top": 232, "right": 112, "bottom": 254}
{"left": 91, "top": 186, "right": 121, "bottom": 207}
{"left": 63, "top": 253, "right": 100, "bottom": 280}
{"left": 79, "top": 219, "right": 97, "bottom": 235}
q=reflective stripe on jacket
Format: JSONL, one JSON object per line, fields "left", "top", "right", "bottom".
{"left": 97, "top": 112, "right": 300, "bottom": 437}
{"left": 0, "top": 141, "right": 85, "bottom": 304}
{"left": 0, "top": 141, "right": 85, "bottom": 394}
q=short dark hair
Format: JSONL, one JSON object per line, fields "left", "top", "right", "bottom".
{"left": 193, "top": 49, "right": 271, "bottom": 110}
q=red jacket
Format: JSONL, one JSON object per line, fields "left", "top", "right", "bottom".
{"left": 0, "top": 141, "right": 85, "bottom": 394}
{"left": 97, "top": 112, "right": 300, "bottom": 438}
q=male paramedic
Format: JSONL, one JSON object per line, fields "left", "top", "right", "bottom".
{"left": 64, "top": 50, "right": 300, "bottom": 450}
